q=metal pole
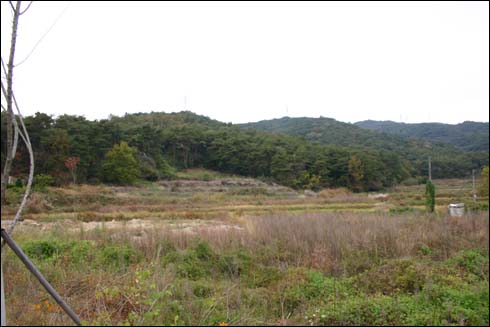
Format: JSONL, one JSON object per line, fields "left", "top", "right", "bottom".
{"left": 1, "top": 229, "right": 81, "bottom": 326}
{"left": 1, "top": 264, "right": 6, "bottom": 326}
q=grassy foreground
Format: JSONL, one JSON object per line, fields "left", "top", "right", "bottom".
{"left": 1, "top": 175, "right": 489, "bottom": 326}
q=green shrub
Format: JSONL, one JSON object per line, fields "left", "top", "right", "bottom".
{"left": 15, "top": 178, "right": 23, "bottom": 188}
{"left": 191, "top": 280, "right": 214, "bottom": 298}
{"left": 358, "top": 259, "right": 427, "bottom": 295}
{"left": 194, "top": 241, "right": 214, "bottom": 261}
{"left": 23, "top": 239, "right": 67, "bottom": 260}
{"left": 99, "top": 244, "right": 142, "bottom": 270}
{"left": 163, "top": 242, "right": 216, "bottom": 280}
{"left": 33, "top": 174, "right": 55, "bottom": 192}
{"left": 446, "top": 249, "right": 489, "bottom": 280}
{"left": 69, "top": 240, "right": 95, "bottom": 264}
{"left": 417, "top": 244, "right": 433, "bottom": 257}
{"left": 22, "top": 239, "right": 95, "bottom": 266}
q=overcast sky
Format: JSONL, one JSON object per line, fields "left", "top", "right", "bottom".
{"left": 1, "top": 1, "right": 489, "bottom": 124}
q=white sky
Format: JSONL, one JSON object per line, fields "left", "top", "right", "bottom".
{"left": 1, "top": 1, "right": 489, "bottom": 124}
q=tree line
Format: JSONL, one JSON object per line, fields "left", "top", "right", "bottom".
{"left": 1, "top": 111, "right": 487, "bottom": 192}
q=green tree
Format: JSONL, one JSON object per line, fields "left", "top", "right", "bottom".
{"left": 425, "top": 180, "right": 436, "bottom": 213}
{"left": 478, "top": 166, "right": 489, "bottom": 197}
{"left": 101, "top": 142, "right": 139, "bottom": 184}
{"left": 40, "top": 128, "right": 71, "bottom": 184}
{"left": 348, "top": 155, "right": 364, "bottom": 192}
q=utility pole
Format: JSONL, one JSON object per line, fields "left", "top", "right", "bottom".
{"left": 428, "top": 156, "right": 432, "bottom": 181}
{"left": 472, "top": 169, "right": 477, "bottom": 202}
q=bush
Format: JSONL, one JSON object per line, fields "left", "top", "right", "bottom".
{"left": 99, "top": 244, "right": 142, "bottom": 271}
{"left": 156, "top": 157, "right": 176, "bottom": 179}
{"left": 22, "top": 239, "right": 96, "bottom": 265}
{"left": 446, "top": 249, "right": 489, "bottom": 280}
{"left": 163, "top": 241, "right": 216, "bottom": 280}
{"left": 33, "top": 174, "right": 55, "bottom": 192}
{"left": 23, "top": 239, "right": 67, "bottom": 261}
{"left": 359, "top": 259, "right": 427, "bottom": 295}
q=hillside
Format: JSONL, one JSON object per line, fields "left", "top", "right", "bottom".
{"left": 355, "top": 120, "right": 489, "bottom": 152}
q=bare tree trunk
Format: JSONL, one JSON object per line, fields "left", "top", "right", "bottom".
{"left": 1, "top": 1, "right": 22, "bottom": 206}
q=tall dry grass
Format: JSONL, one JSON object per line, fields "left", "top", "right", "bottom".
{"left": 97, "top": 211, "right": 489, "bottom": 276}
{"left": 241, "top": 212, "right": 489, "bottom": 274}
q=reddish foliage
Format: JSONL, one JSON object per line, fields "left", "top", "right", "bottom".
{"left": 65, "top": 156, "right": 80, "bottom": 170}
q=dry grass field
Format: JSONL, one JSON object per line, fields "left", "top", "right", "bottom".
{"left": 1, "top": 170, "right": 488, "bottom": 326}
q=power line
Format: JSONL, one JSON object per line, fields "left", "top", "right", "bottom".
{"left": 15, "top": 2, "right": 71, "bottom": 67}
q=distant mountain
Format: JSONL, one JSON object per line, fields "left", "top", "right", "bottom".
{"left": 355, "top": 120, "right": 489, "bottom": 152}
{"left": 240, "top": 116, "right": 410, "bottom": 150}
{"left": 239, "top": 116, "right": 489, "bottom": 179}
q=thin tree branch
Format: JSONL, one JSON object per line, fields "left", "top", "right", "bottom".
{"left": 12, "top": 113, "right": 19, "bottom": 158}
{"left": 1, "top": 1, "right": 21, "bottom": 207}
{"left": 0, "top": 78, "right": 8, "bottom": 104}
{"left": 2, "top": 90, "right": 35, "bottom": 240}
{"left": 19, "top": 0, "right": 33, "bottom": 15}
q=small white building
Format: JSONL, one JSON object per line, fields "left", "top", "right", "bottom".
{"left": 448, "top": 203, "right": 465, "bottom": 217}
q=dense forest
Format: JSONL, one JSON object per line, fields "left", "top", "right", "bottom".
{"left": 240, "top": 116, "right": 488, "bottom": 180}
{"left": 1, "top": 111, "right": 488, "bottom": 192}
{"left": 355, "top": 120, "right": 489, "bottom": 152}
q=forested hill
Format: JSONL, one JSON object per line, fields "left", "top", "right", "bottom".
{"left": 1, "top": 111, "right": 488, "bottom": 192}
{"left": 240, "top": 116, "right": 412, "bottom": 150}
{"left": 239, "top": 116, "right": 488, "bottom": 177}
{"left": 355, "top": 120, "right": 489, "bottom": 152}
{"left": 238, "top": 116, "right": 485, "bottom": 155}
